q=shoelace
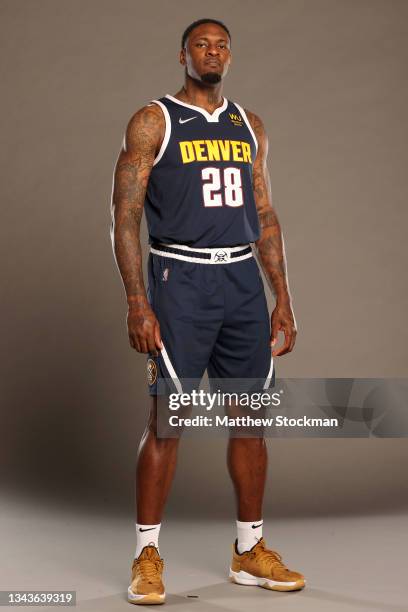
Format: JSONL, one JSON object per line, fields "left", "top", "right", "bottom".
{"left": 250, "top": 545, "right": 285, "bottom": 569}
{"left": 135, "top": 559, "right": 163, "bottom": 583}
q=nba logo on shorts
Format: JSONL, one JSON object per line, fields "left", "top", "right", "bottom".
{"left": 162, "top": 268, "right": 169, "bottom": 282}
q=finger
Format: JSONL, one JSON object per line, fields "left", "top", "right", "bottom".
{"left": 270, "top": 322, "right": 280, "bottom": 347}
{"left": 288, "top": 328, "right": 297, "bottom": 352}
{"left": 147, "top": 333, "right": 158, "bottom": 357}
{"left": 273, "top": 329, "right": 292, "bottom": 357}
{"left": 154, "top": 322, "right": 163, "bottom": 351}
{"left": 138, "top": 336, "right": 149, "bottom": 354}
{"left": 132, "top": 335, "right": 141, "bottom": 352}
{"left": 128, "top": 333, "right": 136, "bottom": 350}
{"left": 283, "top": 326, "right": 297, "bottom": 354}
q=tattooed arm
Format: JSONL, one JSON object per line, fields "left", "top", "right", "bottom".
{"left": 110, "top": 104, "right": 164, "bottom": 354}
{"left": 246, "top": 109, "right": 297, "bottom": 356}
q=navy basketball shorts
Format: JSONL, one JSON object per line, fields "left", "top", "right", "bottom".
{"left": 145, "top": 243, "right": 275, "bottom": 396}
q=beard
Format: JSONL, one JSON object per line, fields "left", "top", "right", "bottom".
{"left": 201, "top": 71, "right": 222, "bottom": 84}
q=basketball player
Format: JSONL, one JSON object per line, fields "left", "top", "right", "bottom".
{"left": 111, "top": 18, "right": 305, "bottom": 605}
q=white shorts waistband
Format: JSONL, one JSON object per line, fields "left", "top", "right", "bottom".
{"left": 150, "top": 242, "right": 253, "bottom": 264}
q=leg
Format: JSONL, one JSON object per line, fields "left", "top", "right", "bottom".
{"left": 137, "top": 254, "right": 220, "bottom": 523}
{"left": 136, "top": 395, "right": 181, "bottom": 524}
{"left": 227, "top": 436, "right": 267, "bottom": 521}
{"left": 227, "top": 435, "right": 305, "bottom": 591}
{"left": 210, "top": 258, "right": 271, "bottom": 521}
{"left": 129, "top": 396, "right": 186, "bottom": 605}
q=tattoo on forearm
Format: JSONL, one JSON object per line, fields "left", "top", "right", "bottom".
{"left": 245, "top": 109, "right": 291, "bottom": 301}
{"left": 256, "top": 221, "right": 290, "bottom": 300}
{"left": 257, "top": 231, "right": 286, "bottom": 289}
{"left": 258, "top": 210, "right": 276, "bottom": 230}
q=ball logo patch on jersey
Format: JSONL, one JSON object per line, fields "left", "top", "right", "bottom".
{"left": 147, "top": 358, "right": 157, "bottom": 386}
{"left": 229, "top": 112, "right": 243, "bottom": 127}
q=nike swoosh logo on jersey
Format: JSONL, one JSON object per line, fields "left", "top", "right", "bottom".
{"left": 139, "top": 527, "right": 157, "bottom": 532}
{"left": 179, "top": 116, "right": 197, "bottom": 124}
{"left": 252, "top": 522, "right": 263, "bottom": 529}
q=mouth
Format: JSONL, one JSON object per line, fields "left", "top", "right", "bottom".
{"left": 204, "top": 60, "right": 221, "bottom": 68}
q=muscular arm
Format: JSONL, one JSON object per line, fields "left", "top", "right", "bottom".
{"left": 110, "top": 104, "right": 164, "bottom": 353}
{"left": 246, "top": 109, "right": 297, "bottom": 356}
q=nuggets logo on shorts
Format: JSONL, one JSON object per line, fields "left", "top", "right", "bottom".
{"left": 214, "top": 250, "right": 228, "bottom": 262}
{"left": 147, "top": 358, "right": 157, "bottom": 385}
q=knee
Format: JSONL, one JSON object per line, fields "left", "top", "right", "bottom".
{"left": 229, "top": 436, "right": 266, "bottom": 450}
{"left": 144, "top": 422, "right": 180, "bottom": 448}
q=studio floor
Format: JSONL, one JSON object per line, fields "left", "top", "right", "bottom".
{"left": 1, "top": 495, "right": 406, "bottom": 612}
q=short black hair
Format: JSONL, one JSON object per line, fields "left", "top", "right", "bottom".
{"left": 181, "top": 19, "right": 231, "bottom": 49}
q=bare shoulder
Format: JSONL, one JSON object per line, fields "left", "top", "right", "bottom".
{"left": 243, "top": 108, "right": 266, "bottom": 138}
{"left": 243, "top": 108, "right": 268, "bottom": 158}
{"left": 124, "top": 102, "right": 165, "bottom": 153}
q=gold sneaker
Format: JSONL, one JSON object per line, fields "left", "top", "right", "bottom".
{"left": 128, "top": 545, "right": 165, "bottom": 605}
{"left": 229, "top": 537, "right": 305, "bottom": 592}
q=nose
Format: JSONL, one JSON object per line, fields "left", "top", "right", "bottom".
{"left": 206, "top": 45, "right": 220, "bottom": 57}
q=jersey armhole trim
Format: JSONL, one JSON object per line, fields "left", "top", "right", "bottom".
{"left": 150, "top": 100, "right": 171, "bottom": 166}
{"left": 233, "top": 102, "right": 258, "bottom": 157}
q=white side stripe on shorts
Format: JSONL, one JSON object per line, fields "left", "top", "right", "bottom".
{"left": 160, "top": 343, "right": 183, "bottom": 394}
{"left": 263, "top": 354, "right": 274, "bottom": 390}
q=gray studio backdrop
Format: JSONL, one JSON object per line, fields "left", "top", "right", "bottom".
{"left": 1, "top": 0, "right": 407, "bottom": 519}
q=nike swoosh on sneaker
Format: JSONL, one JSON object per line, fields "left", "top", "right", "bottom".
{"left": 252, "top": 522, "right": 263, "bottom": 529}
{"left": 179, "top": 116, "right": 197, "bottom": 124}
{"left": 139, "top": 527, "right": 157, "bottom": 532}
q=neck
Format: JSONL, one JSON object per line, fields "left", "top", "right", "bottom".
{"left": 174, "top": 76, "right": 224, "bottom": 111}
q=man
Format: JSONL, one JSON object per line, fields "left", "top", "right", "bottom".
{"left": 111, "top": 18, "right": 305, "bottom": 605}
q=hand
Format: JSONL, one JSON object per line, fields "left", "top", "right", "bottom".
{"left": 270, "top": 302, "right": 297, "bottom": 357}
{"left": 127, "top": 303, "right": 163, "bottom": 355}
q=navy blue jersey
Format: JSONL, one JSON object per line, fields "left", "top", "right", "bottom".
{"left": 144, "top": 94, "right": 260, "bottom": 248}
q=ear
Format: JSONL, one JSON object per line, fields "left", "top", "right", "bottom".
{"left": 179, "top": 48, "right": 186, "bottom": 66}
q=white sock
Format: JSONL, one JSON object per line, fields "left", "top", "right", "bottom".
{"left": 236, "top": 519, "right": 263, "bottom": 554}
{"left": 135, "top": 523, "right": 161, "bottom": 558}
